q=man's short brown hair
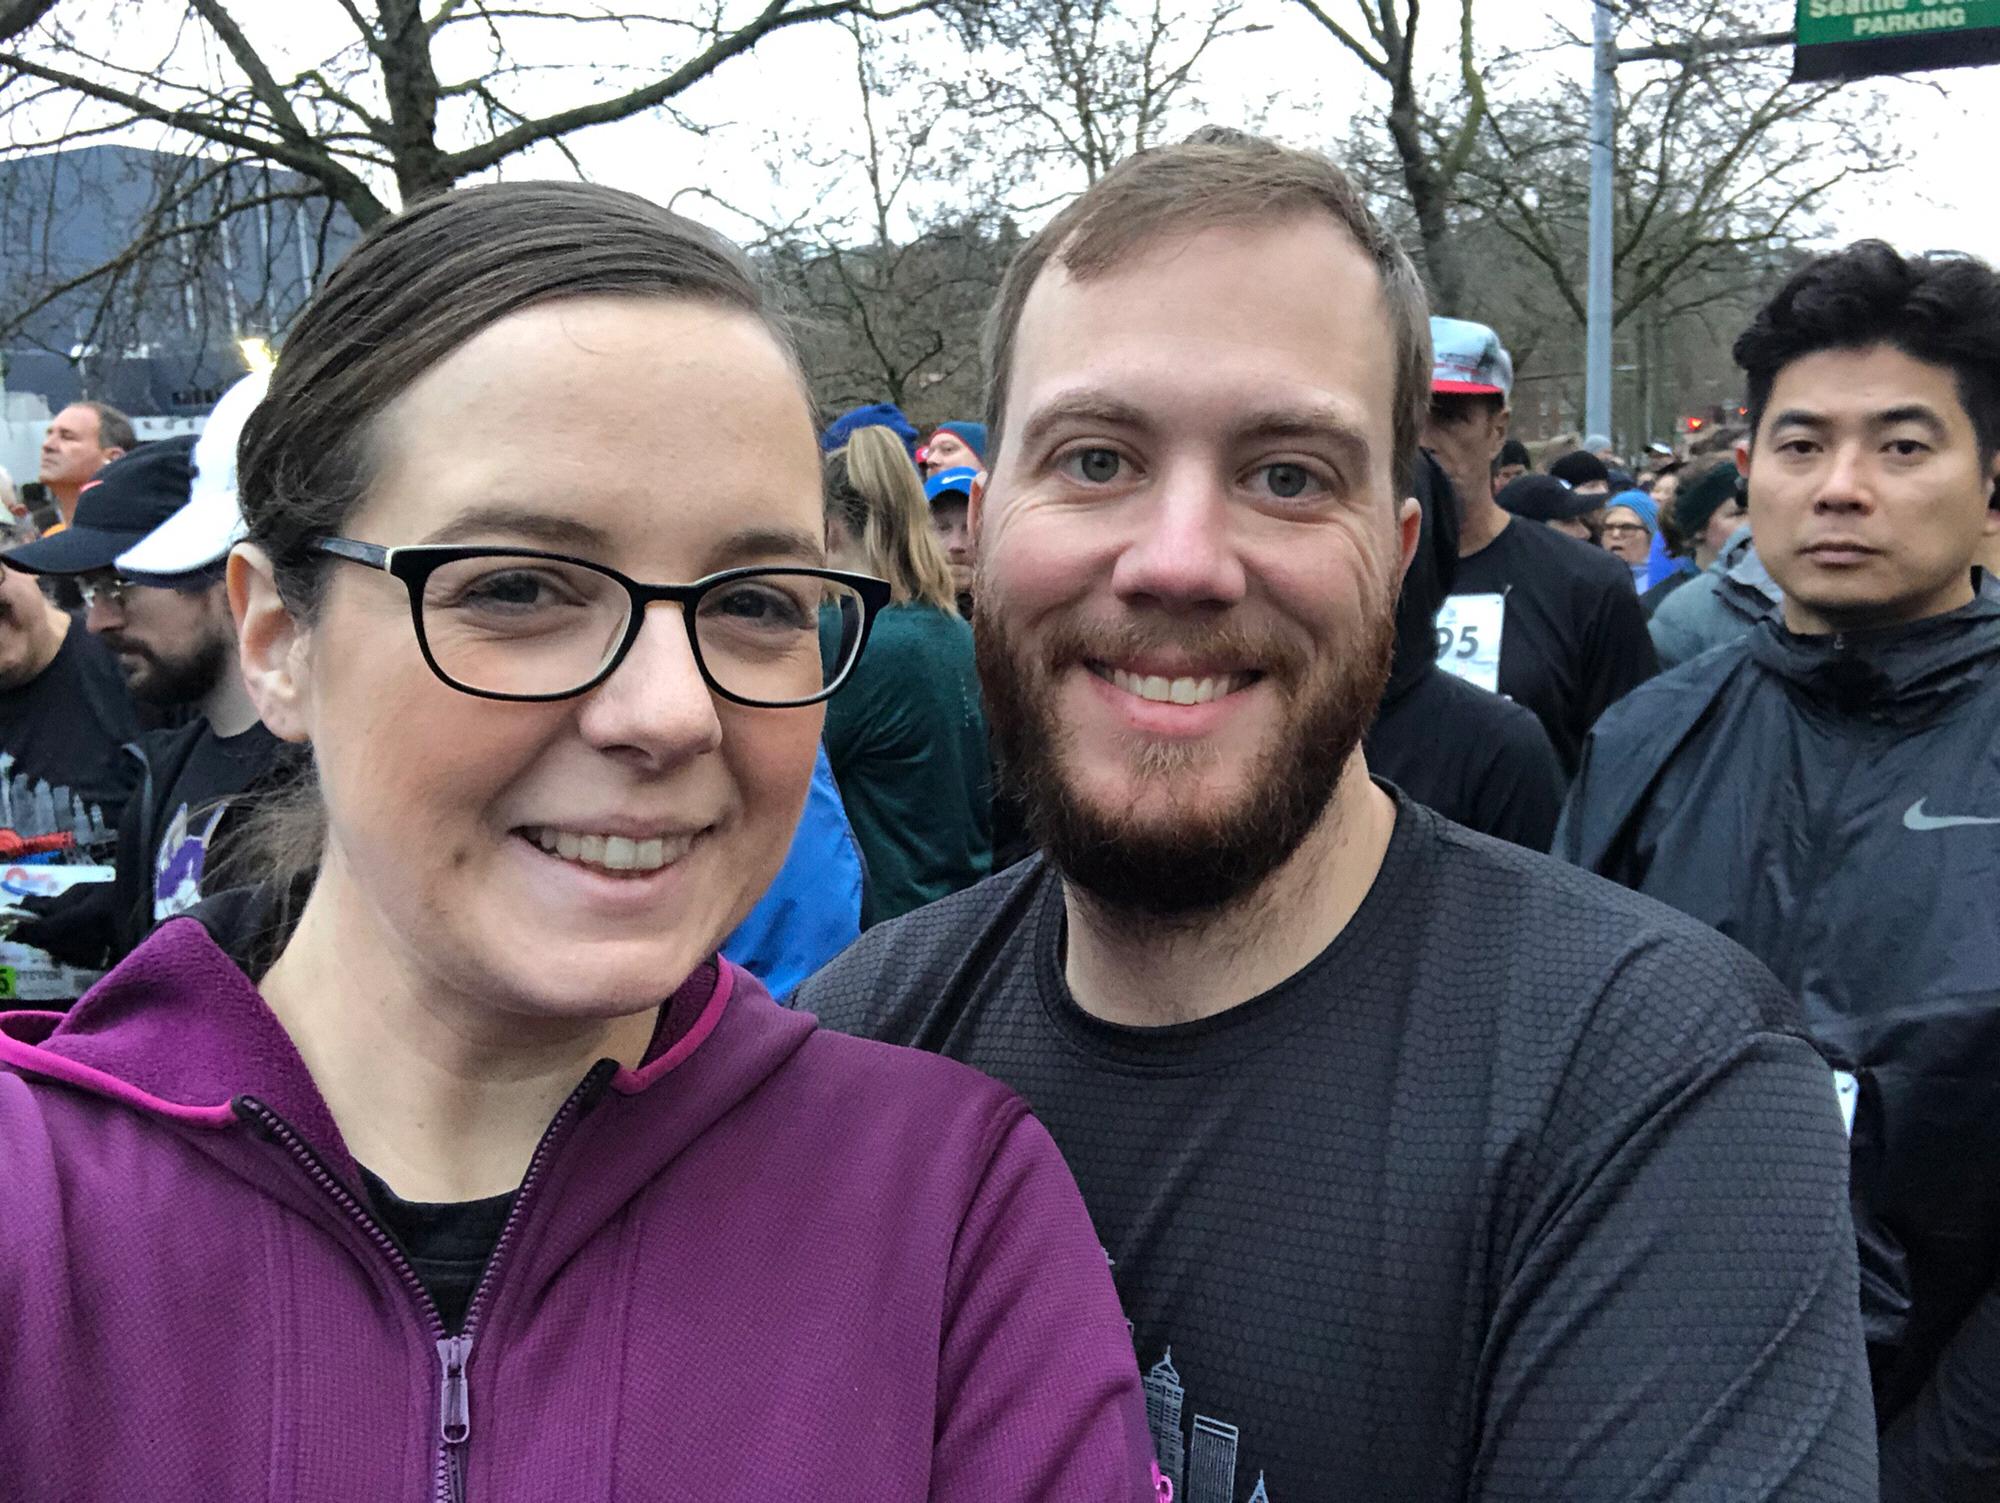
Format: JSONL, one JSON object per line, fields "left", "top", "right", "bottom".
{"left": 76, "top": 400, "right": 136, "bottom": 455}
{"left": 981, "top": 130, "right": 1433, "bottom": 501}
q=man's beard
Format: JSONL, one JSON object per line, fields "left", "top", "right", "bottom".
{"left": 974, "top": 591, "right": 1396, "bottom": 924}
{"left": 108, "top": 630, "right": 230, "bottom": 708}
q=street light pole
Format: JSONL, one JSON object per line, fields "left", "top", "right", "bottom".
{"left": 1585, "top": 11, "right": 1794, "bottom": 450}
{"left": 1586, "top": 0, "right": 1616, "bottom": 446}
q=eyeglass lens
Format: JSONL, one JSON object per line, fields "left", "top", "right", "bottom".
{"left": 415, "top": 555, "right": 866, "bottom": 703}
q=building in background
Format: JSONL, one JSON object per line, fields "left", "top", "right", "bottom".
{"left": 0, "top": 143, "right": 359, "bottom": 476}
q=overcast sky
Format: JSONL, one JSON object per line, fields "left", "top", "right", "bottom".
{"left": 479, "top": 0, "right": 2000, "bottom": 262}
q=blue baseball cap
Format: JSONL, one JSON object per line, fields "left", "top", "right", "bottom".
{"left": 924, "top": 467, "right": 978, "bottom": 506}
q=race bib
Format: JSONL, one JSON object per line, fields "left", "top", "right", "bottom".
{"left": 1436, "top": 593, "right": 1505, "bottom": 693}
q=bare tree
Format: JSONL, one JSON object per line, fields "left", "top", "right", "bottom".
{"left": 682, "top": 17, "right": 1013, "bottom": 416}
{"left": 0, "top": 0, "right": 948, "bottom": 230}
{"left": 1463, "top": 1, "right": 1894, "bottom": 337}
{"left": 1289, "top": 0, "right": 1485, "bottom": 308}
{"left": 0, "top": 0, "right": 56, "bottom": 44}
{"left": 947, "top": 0, "right": 1264, "bottom": 211}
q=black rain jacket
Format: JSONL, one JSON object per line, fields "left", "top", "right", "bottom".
{"left": 1555, "top": 591, "right": 2000, "bottom": 1453}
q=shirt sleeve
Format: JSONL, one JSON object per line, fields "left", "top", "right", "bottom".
{"left": 931, "top": 1102, "right": 1158, "bottom": 1503}
{"left": 1470, "top": 708, "right": 1567, "bottom": 853}
{"left": 1878, "top": 1274, "right": 2000, "bottom": 1501}
{"left": 1472, "top": 978, "right": 1878, "bottom": 1501}
{"left": 1579, "top": 577, "right": 1660, "bottom": 742}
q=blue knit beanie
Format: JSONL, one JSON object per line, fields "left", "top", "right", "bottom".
{"left": 821, "top": 402, "right": 919, "bottom": 458}
{"left": 932, "top": 421, "right": 988, "bottom": 463}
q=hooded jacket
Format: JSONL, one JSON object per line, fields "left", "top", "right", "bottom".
{"left": 0, "top": 893, "right": 1156, "bottom": 1501}
{"left": 1555, "top": 593, "right": 2000, "bottom": 1433}
{"left": 1646, "top": 526, "right": 1781, "bottom": 670}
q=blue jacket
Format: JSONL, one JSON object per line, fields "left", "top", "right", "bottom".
{"left": 721, "top": 746, "right": 864, "bottom": 1001}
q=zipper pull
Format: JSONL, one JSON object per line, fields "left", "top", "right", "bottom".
{"left": 437, "top": 1334, "right": 473, "bottom": 1446}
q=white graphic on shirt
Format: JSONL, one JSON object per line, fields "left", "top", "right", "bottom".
{"left": 154, "top": 801, "right": 229, "bottom": 921}
{"left": 1143, "top": 1348, "right": 1266, "bottom": 1502}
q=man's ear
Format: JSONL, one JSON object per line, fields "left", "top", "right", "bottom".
{"left": 968, "top": 470, "right": 987, "bottom": 543}
{"left": 228, "top": 544, "right": 312, "bottom": 744}
{"left": 1734, "top": 439, "right": 1754, "bottom": 500}
{"left": 101, "top": 447, "right": 127, "bottom": 466}
{"left": 1395, "top": 495, "right": 1422, "bottom": 581}
{"left": 1985, "top": 449, "right": 2000, "bottom": 535}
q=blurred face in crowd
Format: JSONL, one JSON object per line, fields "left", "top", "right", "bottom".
{"left": 1600, "top": 505, "right": 1651, "bottom": 566}
{"left": 1548, "top": 516, "right": 1593, "bottom": 543}
{"left": 974, "top": 215, "right": 1419, "bottom": 916}
{"left": 1702, "top": 491, "right": 1749, "bottom": 559}
{"left": 930, "top": 492, "right": 975, "bottom": 597}
{"left": 1741, "top": 342, "right": 2000, "bottom": 635}
{"left": 1422, "top": 394, "right": 1509, "bottom": 516}
{"left": 83, "top": 573, "right": 234, "bottom": 706}
{"left": 238, "top": 296, "right": 825, "bottom": 1020}
{"left": 1650, "top": 469, "right": 1681, "bottom": 507}
{"left": 0, "top": 555, "right": 66, "bottom": 692}
{"left": 39, "top": 405, "right": 122, "bottom": 491}
{"left": 1493, "top": 459, "right": 1528, "bottom": 489}
{"left": 923, "top": 429, "right": 980, "bottom": 477}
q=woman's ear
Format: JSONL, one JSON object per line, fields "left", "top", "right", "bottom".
{"left": 228, "top": 544, "right": 312, "bottom": 745}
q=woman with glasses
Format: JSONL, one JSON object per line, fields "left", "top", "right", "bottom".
{"left": 0, "top": 182, "right": 1156, "bottom": 1501}
{"left": 1599, "top": 489, "right": 1660, "bottom": 590}
{"left": 822, "top": 427, "right": 991, "bottom": 927}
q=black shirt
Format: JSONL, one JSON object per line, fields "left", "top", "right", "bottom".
{"left": 799, "top": 797, "right": 1875, "bottom": 1501}
{"left": 1451, "top": 518, "right": 1658, "bottom": 774}
{"left": 359, "top": 1167, "right": 514, "bottom": 1335}
{"left": 0, "top": 616, "right": 137, "bottom": 863}
{"left": 1365, "top": 664, "right": 1566, "bottom": 850}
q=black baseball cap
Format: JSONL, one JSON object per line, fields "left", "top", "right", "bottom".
{"left": 4, "top": 436, "right": 197, "bottom": 577}
{"left": 1498, "top": 473, "right": 1602, "bottom": 523}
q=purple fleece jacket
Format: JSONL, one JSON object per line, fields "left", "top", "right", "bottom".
{"left": 0, "top": 916, "right": 1157, "bottom": 1501}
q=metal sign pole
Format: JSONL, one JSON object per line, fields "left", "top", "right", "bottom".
{"left": 1586, "top": 0, "right": 1616, "bottom": 447}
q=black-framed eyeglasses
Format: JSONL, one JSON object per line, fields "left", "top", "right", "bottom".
{"left": 314, "top": 538, "right": 891, "bottom": 707}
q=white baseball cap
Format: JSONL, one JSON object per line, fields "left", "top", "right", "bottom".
{"left": 116, "top": 369, "right": 270, "bottom": 579}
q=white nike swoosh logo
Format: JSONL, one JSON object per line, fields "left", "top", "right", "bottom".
{"left": 1904, "top": 798, "right": 2000, "bottom": 831}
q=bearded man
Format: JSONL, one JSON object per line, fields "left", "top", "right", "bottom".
{"left": 798, "top": 133, "right": 1874, "bottom": 1502}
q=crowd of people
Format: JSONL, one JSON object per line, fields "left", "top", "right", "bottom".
{"left": 0, "top": 127, "right": 1996, "bottom": 1501}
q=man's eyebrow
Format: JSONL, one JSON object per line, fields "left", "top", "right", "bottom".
{"left": 423, "top": 504, "right": 613, "bottom": 551}
{"left": 1016, "top": 393, "right": 1153, "bottom": 454}
{"left": 1767, "top": 408, "right": 1829, "bottom": 430}
{"left": 1874, "top": 404, "right": 1948, "bottom": 433}
{"left": 1235, "top": 406, "right": 1375, "bottom": 473}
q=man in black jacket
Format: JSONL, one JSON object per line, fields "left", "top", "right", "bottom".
{"left": 1557, "top": 240, "right": 2000, "bottom": 1500}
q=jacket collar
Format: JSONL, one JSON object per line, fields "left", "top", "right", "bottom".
{"left": 0, "top": 895, "right": 804, "bottom": 1184}
{"left": 1746, "top": 589, "right": 2000, "bottom": 722}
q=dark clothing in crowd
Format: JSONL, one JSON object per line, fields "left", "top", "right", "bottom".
{"left": 800, "top": 794, "right": 1877, "bottom": 1502}
{"left": 0, "top": 616, "right": 136, "bottom": 862}
{"left": 822, "top": 602, "right": 991, "bottom": 928}
{"left": 16, "top": 717, "right": 285, "bottom": 970}
{"left": 1557, "top": 592, "right": 2000, "bottom": 1495}
{"left": 1368, "top": 669, "right": 1565, "bottom": 850}
{"left": 1369, "top": 452, "right": 1566, "bottom": 849}
{"left": 1450, "top": 517, "right": 1659, "bottom": 775}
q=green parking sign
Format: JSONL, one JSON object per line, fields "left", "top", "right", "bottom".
{"left": 1795, "top": 0, "right": 2000, "bottom": 78}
